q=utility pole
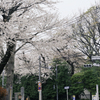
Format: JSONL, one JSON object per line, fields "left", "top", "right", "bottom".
{"left": 56, "top": 65, "right": 58, "bottom": 100}
{"left": 38, "top": 56, "right": 42, "bottom": 100}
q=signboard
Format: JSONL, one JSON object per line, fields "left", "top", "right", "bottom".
{"left": 91, "top": 56, "right": 100, "bottom": 60}
{"left": 64, "top": 86, "right": 69, "bottom": 89}
{"left": 38, "top": 81, "right": 42, "bottom": 91}
{"left": 73, "top": 95, "right": 75, "bottom": 100}
{"left": 92, "top": 95, "right": 96, "bottom": 100}
{"left": 93, "top": 63, "right": 100, "bottom": 67}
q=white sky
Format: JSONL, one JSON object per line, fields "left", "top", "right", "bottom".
{"left": 55, "top": 0, "right": 100, "bottom": 18}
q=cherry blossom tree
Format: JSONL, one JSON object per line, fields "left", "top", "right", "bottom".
{"left": 0, "top": 0, "right": 59, "bottom": 74}
{"left": 0, "top": 0, "right": 62, "bottom": 99}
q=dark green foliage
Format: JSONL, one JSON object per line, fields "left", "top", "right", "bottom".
{"left": 49, "top": 58, "right": 71, "bottom": 100}
{"left": 82, "top": 69, "right": 98, "bottom": 94}
{"left": 21, "top": 75, "right": 38, "bottom": 100}
{"left": 13, "top": 74, "right": 39, "bottom": 100}
{"left": 42, "top": 78, "right": 56, "bottom": 100}
{"left": 70, "top": 72, "right": 84, "bottom": 95}
{"left": 13, "top": 74, "right": 22, "bottom": 93}
{"left": 70, "top": 67, "right": 99, "bottom": 97}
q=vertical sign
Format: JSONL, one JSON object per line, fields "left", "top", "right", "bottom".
{"left": 96, "top": 84, "right": 99, "bottom": 100}
{"left": 38, "top": 81, "right": 42, "bottom": 91}
{"left": 21, "top": 87, "right": 24, "bottom": 100}
{"left": 92, "top": 95, "right": 96, "bottom": 100}
{"left": 14, "top": 93, "right": 18, "bottom": 100}
{"left": 73, "top": 95, "right": 75, "bottom": 100}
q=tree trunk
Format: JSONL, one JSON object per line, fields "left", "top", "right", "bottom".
{"left": 71, "top": 65, "right": 74, "bottom": 76}
{"left": 0, "top": 43, "right": 15, "bottom": 74}
{"left": 6, "top": 44, "right": 15, "bottom": 100}
{"left": 76, "top": 94, "right": 80, "bottom": 100}
{"left": 67, "top": 60, "right": 74, "bottom": 76}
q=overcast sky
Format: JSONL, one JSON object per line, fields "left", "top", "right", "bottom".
{"left": 55, "top": 0, "right": 100, "bottom": 18}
